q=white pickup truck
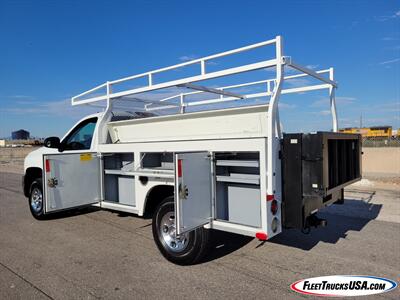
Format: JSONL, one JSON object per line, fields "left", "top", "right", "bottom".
{"left": 23, "top": 36, "right": 361, "bottom": 265}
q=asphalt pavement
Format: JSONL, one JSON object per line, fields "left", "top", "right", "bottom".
{"left": 0, "top": 171, "right": 399, "bottom": 299}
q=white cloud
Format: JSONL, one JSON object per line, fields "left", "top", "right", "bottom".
{"left": 382, "top": 37, "right": 398, "bottom": 41}
{"left": 1, "top": 99, "right": 98, "bottom": 118}
{"left": 318, "top": 110, "right": 331, "bottom": 116}
{"left": 377, "top": 102, "right": 400, "bottom": 112}
{"left": 362, "top": 117, "right": 393, "bottom": 124}
{"left": 9, "top": 95, "right": 34, "bottom": 99}
{"left": 279, "top": 102, "right": 296, "bottom": 109}
{"left": 378, "top": 58, "right": 400, "bottom": 65}
{"left": 384, "top": 45, "right": 400, "bottom": 51}
{"left": 376, "top": 10, "right": 400, "bottom": 21}
{"left": 339, "top": 117, "right": 360, "bottom": 127}
{"left": 179, "top": 55, "right": 198, "bottom": 62}
{"left": 336, "top": 96, "right": 357, "bottom": 103}
{"left": 308, "top": 110, "right": 332, "bottom": 116}
{"left": 305, "top": 64, "right": 319, "bottom": 70}
{"left": 285, "top": 78, "right": 310, "bottom": 88}
{"left": 312, "top": 96, "right": 357, "bottom": 107}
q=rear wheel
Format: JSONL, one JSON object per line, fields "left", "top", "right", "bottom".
{"left": 152, "top": 196, "right": 209, "bottom": 265}
{"left": 29, "top": 179, "right": 45, "bottom": 220}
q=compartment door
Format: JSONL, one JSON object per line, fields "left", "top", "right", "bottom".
{"left": 175, "top": 152, "right": 212, "bottom": 235}
{"left": 43, "top": 153, "right": 101, "bottom": 213}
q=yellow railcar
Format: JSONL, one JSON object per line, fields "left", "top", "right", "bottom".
{"left": 339, "top": 126, "right": 392, "bottom": 138}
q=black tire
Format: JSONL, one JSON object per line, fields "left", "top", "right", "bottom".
{"left": 28, "top": 179, "right": 45, "bottom": 220}
{"left": 152, "top": 196, "right": 209, "bottom": 265}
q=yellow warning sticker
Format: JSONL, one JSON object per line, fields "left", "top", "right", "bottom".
{"left": 80, "top": 153, "right": 92, "bottom": 161}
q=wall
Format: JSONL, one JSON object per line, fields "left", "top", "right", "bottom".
{"left": 362, "top": 147, "right": 400, "bottom": 178}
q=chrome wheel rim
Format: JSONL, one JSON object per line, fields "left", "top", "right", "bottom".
{"left": 160, "top": 211, "right": 189, "bottom": 252}
{"left": 30, "top": 187, "right": 43, "bottom": 213}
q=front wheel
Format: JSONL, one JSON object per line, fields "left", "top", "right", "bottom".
{"left": 152, "top": 196, "right": 209, "bottom": 265}
{"left": 29, "top": 179, "right": 45, "bottom": 220}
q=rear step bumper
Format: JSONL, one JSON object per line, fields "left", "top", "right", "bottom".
{"left": 281, "top": 132, "right": 362, "bottom": 229}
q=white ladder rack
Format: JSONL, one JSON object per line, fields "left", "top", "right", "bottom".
{"left": 71, "top": 36, "right": 337, "bottom": 125}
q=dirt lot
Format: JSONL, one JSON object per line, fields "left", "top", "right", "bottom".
{"left": 0, "top": 147, "right": 40, "bottom": 174}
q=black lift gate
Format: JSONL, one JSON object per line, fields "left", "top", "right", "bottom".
{"left": 281, "top": 132, "right": 362, "bottom": 229}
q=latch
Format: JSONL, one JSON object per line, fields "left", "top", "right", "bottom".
{"left": 179, "top": 183, "right": 189, "bottom": 200}
{"left": 47, "top": 177, "right": 58, "bottom": 188}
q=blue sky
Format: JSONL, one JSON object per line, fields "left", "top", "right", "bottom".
{"left": 0, "top": 0, "right": 399, "bottom": 138}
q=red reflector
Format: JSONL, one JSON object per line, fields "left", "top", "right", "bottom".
{"left": 267, "top": 194, "right": 274, "bottom": 201}
{"left": 45, "top": 159, "right": 50, "bottom": 173}
{"left": 177, "top": 159, "right": 182, "bottom": 178}
{"left": 255, "top": 232, "right": 268, "bottom": 241}
{"left": 271, "top": 199, "right": 278, "bottom": 215}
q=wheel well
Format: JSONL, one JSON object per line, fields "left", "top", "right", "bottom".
{"left": 144, "top": 185, "right": 174, "bottom": 217}
{"left": 24, "top": 167, "right": 42, "bottom": 197}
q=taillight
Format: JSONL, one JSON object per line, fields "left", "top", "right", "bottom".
{"left": 271, "top": 199, "right": 278, "bottom": 215}
{"left": 45, "top": 159, "right": 50, "bottom": 173}
{"left": 266, "top": 194, "right": 274, "bottom": 201}
{"left": 177, "top": 159, "right": 182, "bottom": 178}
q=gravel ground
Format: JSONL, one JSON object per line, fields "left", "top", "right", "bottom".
{"left": 0, "top": 170, "right": 399, "bottom": 299}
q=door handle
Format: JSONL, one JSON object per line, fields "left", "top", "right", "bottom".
{"left": 179, "top": 183, "right": 189, "bottom": 200}
{"left": 47, "top": 177, "right": 58, "bottom": 188}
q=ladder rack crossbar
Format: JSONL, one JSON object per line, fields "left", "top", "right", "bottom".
{"left": 154, "top": 68, "right": 332, "bottom": 105}
{"left": 145, "top": 82, "right": 331, "bottom": 113}
{"left": 178, "top": 83, "right": 245, "bottom": 99}
{"left": 144, "top": 91, "right": 271, "bottom": 112}
{"left": 288, "top": 61, "right": 337, "bottom": 87}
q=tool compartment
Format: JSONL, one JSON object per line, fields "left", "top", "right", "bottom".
{"left": 214, "top": 152, "right": 261, "bottom": 228}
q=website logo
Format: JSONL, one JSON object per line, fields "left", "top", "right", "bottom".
{"left": 291, "top": 275, "right": 397, "bottom": 297}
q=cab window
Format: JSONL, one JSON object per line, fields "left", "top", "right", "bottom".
{"left": 62, "top": 118, "right": 97, "bottom": 150}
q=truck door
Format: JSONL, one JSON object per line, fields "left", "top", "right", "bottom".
{"left": 43, "top": 153, "right": 101, "bottom": 213}
{"left": 174, "top": 152, "right": 212, "bottom": 235}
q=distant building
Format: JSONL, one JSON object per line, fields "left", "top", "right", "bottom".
{"left": 12, "top": 129, "right": 30, "bottom": 140}
{"left": 0, "top": 139, "right": 5, "bottom": 147}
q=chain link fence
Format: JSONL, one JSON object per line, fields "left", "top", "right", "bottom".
{"left": 362, "top": 136, "right": 400, "bottom": 147}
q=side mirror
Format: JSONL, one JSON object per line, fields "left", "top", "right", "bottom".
{"left": 44, "top": 137, "right": 60, "bottom": 149}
